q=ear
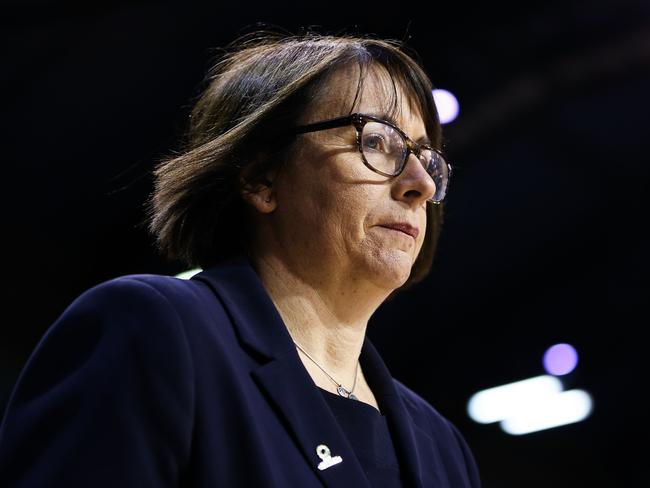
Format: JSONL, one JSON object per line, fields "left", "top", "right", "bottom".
{"left": 240, "top": 171, "right": 277, "bottom": 214}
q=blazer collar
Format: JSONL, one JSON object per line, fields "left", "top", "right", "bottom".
{"left": 193, "top": 255, "right": 429, "bottom": 488}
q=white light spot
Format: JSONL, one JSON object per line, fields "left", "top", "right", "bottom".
{"left": 467, "top": 375, "right": 563, "bottom": 424}
{"left": 432, "top": 88, "right": 459, "bottom": 124}
{"left": 175, "top": 268, "right": 202, "bottom": 279}
{"left": 500, "top": 389, "right": 593, "bottom": 435}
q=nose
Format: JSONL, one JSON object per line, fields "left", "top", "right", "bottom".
{"left": 391, "top": 152, "right": 437, "bottom": 206}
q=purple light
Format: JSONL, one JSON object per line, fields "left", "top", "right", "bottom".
{"left": 543, "top": 343, "right": 579, "bottom": 376}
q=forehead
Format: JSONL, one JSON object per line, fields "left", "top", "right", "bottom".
{"left": 304, "top": 63, "right": 426, "bottom": 133}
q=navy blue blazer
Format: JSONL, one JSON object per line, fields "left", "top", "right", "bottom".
{"left": 0, "top": 256, "right": 480, "bottom": 487}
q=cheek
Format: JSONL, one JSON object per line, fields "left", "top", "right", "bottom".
{"left": 287, "top": 150, "right": 386, "bottom": 248}
{"left": 416, "top": 209, "right": 428, "bottom": 252}
{"left": 329, "top": 190, "right": 372, "bottom": 243}
{"left": 418, "top": 209, "right": 429, "bottom": 242}
{"left": 297, "top": 180, "right": 370, "bottom": 251}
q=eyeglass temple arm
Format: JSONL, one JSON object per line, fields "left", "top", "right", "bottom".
{"left": 293, "top": 115, "right": 356, "bottom": 134}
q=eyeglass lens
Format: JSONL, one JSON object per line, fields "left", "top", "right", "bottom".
{"left": 360, "top": 121, "right": 448, "bottom": 202}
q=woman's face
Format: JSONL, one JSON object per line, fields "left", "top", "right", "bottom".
{"left": 268, "top": 65, "right": 436, "bottom": 291}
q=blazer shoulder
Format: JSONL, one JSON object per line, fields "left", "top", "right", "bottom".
{"left": 27, "top": 274, "right": 208, "bottom": 375}
{"left": 34, "top": 274, "right": 196, "bottom": 371}
{"left": 61, "top": 273, "right": 234, "bottom": 356}
{"left": 64, "top": 272, "right": 217, "bottom": 322}
{"left": 79, "top": 272, "right": 209, "bottom": 305}
{"left": 0, "top": 274, "right": 197, "bottom": 486}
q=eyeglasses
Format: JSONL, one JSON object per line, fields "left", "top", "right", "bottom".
{"left": 293, "top": 113, "right": 451, "bottom": 204}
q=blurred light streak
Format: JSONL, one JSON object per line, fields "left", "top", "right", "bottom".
{"left": 467, "top": 375, "right": 563, "bottom": 424}
{"left": 501, "top": 389, "right": 593, "bottom": 435}
{"left": 467, "top": 374, "right": 593, "bottom": 435}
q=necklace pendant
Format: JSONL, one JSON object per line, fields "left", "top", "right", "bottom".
{"left": 337, "top": 385, "right": 350, "bottom": 397}
{"left": 337, "top": 385, "right": 357, "bottom": 400}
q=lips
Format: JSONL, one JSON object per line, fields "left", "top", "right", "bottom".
{"left": 379, "top": 223, "right": 419, "bottom": 239}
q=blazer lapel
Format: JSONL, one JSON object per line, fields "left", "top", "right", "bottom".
{"left": 252, "top": 352, "right": 372, "bottom": 487}
{"left": 193, "top": 256, "right": 371, "bottom": 487}
{"left": 360, "top": 339, "right": 441, "bottom": 488}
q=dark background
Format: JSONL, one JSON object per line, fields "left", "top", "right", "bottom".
{"left": 2, "top": 1, "right": 648, "bottom": 486}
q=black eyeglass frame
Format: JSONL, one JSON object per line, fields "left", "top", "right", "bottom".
{"left": 293, "top": 112, "right": 451, "bottom": 204}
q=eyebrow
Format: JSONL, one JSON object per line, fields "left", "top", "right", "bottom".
{"left": 365, "top": 111, "right": 432, "bottom": 146}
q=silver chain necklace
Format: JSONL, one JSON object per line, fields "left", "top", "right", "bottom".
{"left": 293, "top": 340, "right": 359, "bottom": 400}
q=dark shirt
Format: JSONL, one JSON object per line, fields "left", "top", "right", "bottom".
{"left": 319, "top": 387, "right": 403, "bottom": 487}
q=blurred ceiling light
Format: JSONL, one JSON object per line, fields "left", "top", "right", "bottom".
{"left": 467, "top": 375, "right": 563, "bottom": 424}
{"left": 467, "top": 374, "right": 593, "bottom": 435}
{"left": 432, "top": 88, "right": 459, "bottom": 124}
{"left": 543, "top": 343, "right": 579, "bottom": 376}
{"left": 501, "top": 389, "right": 593, "bottom": 435}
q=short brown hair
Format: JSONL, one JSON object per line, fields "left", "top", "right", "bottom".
{"left": 144, "top": 31, "right": 445, "bottom": 290}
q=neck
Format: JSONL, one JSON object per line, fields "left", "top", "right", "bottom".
{"left": 251, "top": 252, "right": 390, "bottom": 389}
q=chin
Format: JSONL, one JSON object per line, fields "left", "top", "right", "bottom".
{"left": 366, "top": 250, "right": 414, "bottom": 290}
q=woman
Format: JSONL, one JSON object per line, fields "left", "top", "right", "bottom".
{"left": 0, "top": 33, "right": 480, "bottom": 487}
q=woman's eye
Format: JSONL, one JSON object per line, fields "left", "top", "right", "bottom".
{"left": 363, "top": 134, "right": 389, "bottom": 152}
